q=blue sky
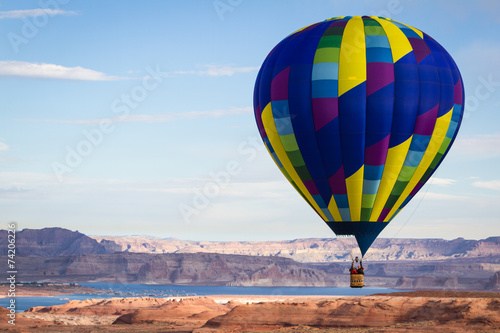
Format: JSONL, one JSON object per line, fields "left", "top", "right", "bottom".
{"left": 1, "top": 0, "right": 499, "bottom": 241}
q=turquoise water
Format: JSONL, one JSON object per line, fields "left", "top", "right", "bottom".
{"left": 1, "top": 283, "right": 406, "bottom": 312}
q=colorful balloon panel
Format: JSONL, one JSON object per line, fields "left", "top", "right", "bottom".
{"left": 254, "top": 16, "right": 464, "bottom": 256}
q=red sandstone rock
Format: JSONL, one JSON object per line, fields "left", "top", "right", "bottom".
{"left": 113, "top": 297, "right": 237, "bottom": 326}
{"left": 203, "top": 295, "right": 500, "bottom": 332}
{"left": 17, "top": 293, "right": 500, "bottom": 332}
{"left": 28, "top": 297, "right": 170, "bottom": 315}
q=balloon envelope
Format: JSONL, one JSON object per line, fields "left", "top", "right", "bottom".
{"left": 253, "top": 16, "right": 464, "bottom": 256}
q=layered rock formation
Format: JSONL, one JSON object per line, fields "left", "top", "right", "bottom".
{"left": 11, "top": 251, "right": 500, "bottom": 289}
{"left": 15, "top": 252, "right": 336, "bottom": 286}
{"left": 395, "top": 275, "right": 460, "bottom": 289}
{"left": 0, "top": 227, "right": 121, "bottom": 257}
{"left": 488, "top": 272, "right": 500, "bottom": 290}
{"left": 3, "top": 227, "right": 498, "bottom": 263}
{"left": 2, "top": 228, "right": 499, "bottom": 289}
{"left": 92, "top": 235, "right": 500, "bottom": 262}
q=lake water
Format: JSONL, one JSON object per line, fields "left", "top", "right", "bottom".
{"left": 1, "top": 283, "right": 407, "bottom": 312}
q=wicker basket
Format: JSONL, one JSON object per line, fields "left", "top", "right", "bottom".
{"left": 350, "top": 273, "right": 364, "bottom": 288}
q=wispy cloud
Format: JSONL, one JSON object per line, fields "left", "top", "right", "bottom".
{"left": 430, "top": 177, "right": 457, "bottom": 186}
{"left": 174, "top": 64, "right": 258, "bottom": 77}
{"left": 126, "top": 179, "right": 294, "bottom": 202}
{"left": 19, "top": 106, "right": 253, "bottom": 125}
{"left": 453, "top": 133, "right": 500, "bottom": 158}
{"left": 0, "top": 142, "right": 9, "bottom": 152}
{"left": 0, "top": 172, "right": 57, "bottom": 198}
{"left": 416, "top": 192, "right": 470, "bottom": 201}
{"left": 0, "top": 61, "right": 257, "bottom": 81}
{"left": 0, "top": 9, "right": 77, "bottom": 19}
{"left": 0, "top": 187, "right": 32, "bottom": 194}
{"left": 0, "top": 61, "right": 124, "bottom": 81}
{"left": 473, "top": 180, "right": 500, "bottom": 191}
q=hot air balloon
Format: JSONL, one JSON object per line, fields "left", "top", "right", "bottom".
{"left": 253, "top": 16, "right": 464, "bottom": 261}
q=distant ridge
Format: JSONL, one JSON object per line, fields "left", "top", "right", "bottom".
{"left": 0, "top": 227, "right": 121, "bottom": 257}
{"left": 1, "top": 227, "right": 498, "bottom": 262}
{"left": 0, "top": 227, "right": 498, "bottom": 289}
{"left": 91, "top": 234, "right": 500, "bottom": 263}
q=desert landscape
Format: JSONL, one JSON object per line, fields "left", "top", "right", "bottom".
{"left": 0, "top": 228, "right": 499, "bottom": 331}
{"left": 0, "top": 291, "right": 499, "bottom": 332}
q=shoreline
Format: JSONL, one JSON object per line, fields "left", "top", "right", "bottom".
{"left": 1, "top": 282, "right": 498, "bottom": 299}
{"left": 0, "top": 283, "right": 108, "bottom": 298}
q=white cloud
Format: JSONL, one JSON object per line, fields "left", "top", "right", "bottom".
{"left": 473, "top": 180, "right": 500, "bottom": 191}
{"left": 414, "top": 191, "right": 470, "bottom": 201}
{"left": 123, "top": 180, "right": 291, "bottom": 201}
{"left": 429, "top": 177, "right": 457, "bottom": 186}
{"left": 114, "top": 107, "right": 253, "bottom": 123}
{"left": 20, "top": 106, "right": 253, "bottom": 125}
{"left": 0, "top": 61, "right": 124, "bottom": 81}
{"left": 219, "top": 181, "right": 294, "bottom": 200}
{"left": 0, "top": 61, "right": 256, "bottom": 81}
{"left": 452, "top": 133, "right": 500, "bottom": 158}
{"left": 0, "top": 171, "right": 61, "bottom": 186}
{"left": 0, "top": 172, "right": 56, "bottom": 199}
{"left": 0, "top": 172, "right": 136, "bottom": 201}
{"left": 0, "top": 9, "right": 77, "bottom": 19}
{"left": 0, "top": 142, "right": 9, "bottom": 152}
{"left": 174, "top": 64, "right": 258, "bottom": 77}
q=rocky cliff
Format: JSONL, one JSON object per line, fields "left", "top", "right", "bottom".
{"left": 3, "top": 227, "right": 499, "bottom": 262}
{"left": 10, "top": 252, "right": 500, "bottom": 289}
{"left": 91, "top": 235, "right": 500, "bottom": 262}
{"left": 14, "top": 252, "right": 335, "bottom": 286}
{"left": 0, "top": 227, "right": 121, "bottom": 257}
{"left": 488, "top": 272, "right": 500, "bottom": 290}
